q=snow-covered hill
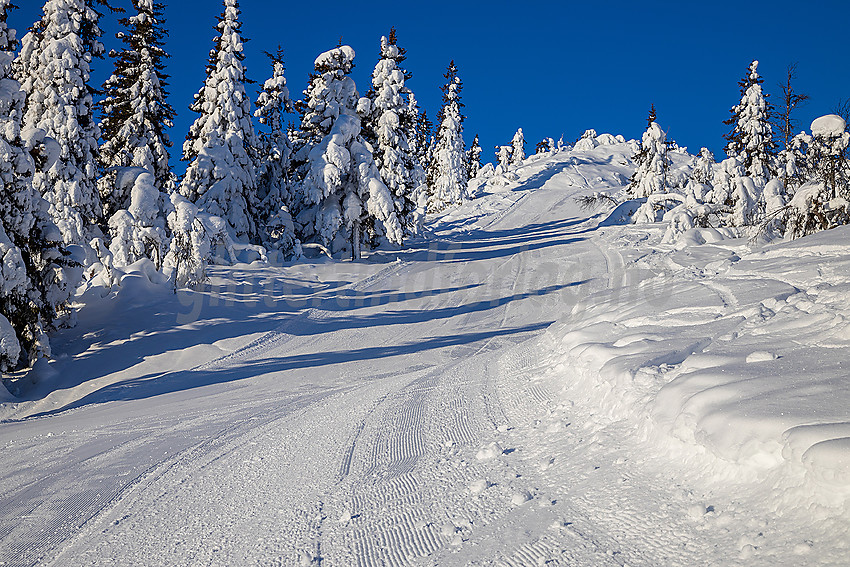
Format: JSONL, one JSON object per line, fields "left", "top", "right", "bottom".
{"left": 1, "top": 137, "right": 847, "bottom": 566}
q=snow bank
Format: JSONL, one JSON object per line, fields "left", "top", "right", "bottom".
{"left": 540, "top": 223, "right": 850, "bottom": 506}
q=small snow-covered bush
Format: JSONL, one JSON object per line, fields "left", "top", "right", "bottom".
{"left": 163, "top": 193, "right": 210, "bottom": 288}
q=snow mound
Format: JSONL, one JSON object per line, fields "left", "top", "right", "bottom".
{"left": 811, "top": 114, "right": 846, "bottom": 138}
{"left": 598, "top": 198, "right": 645, "bottom": 226}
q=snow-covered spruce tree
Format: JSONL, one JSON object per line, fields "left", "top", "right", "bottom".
{"left": 427, "top": 61, "right": 467, "bottom": 213}
{"left": 786, "top": 114, "right": 850, "bottom": 237}
{"left": 163, "top": 192, "right": 209, "bottom": 288}
{"left": 777, "top": 131, "right": 808, "bottom": 192}
{"left": 107, "top": 168, "right": 168, "bottom": 267}
{"left": 405, "top": 93, "right": 428, "bottom": 224}
{"left": 414, "top": 108, "right": 432, "bottom": 167}
{"left": 293, "top": 45, "right": 402, "bottom": 258}
{"left": 723, "top": 60, "right": 776, "bottom": 182}
{"left": 510, "top": 127, "right": 525, "bottom": 165}
{"left": 415, "top": 109, "right": 433, "bottom": 191}
{"left": 628, "top": 106, "right": 670, "bottom": 198}
{"left": 704, "top": 156, "right": 762, "bottom": 227}
{"left": 683, "top": 147, "right": 715, "bottom": 202}
{"left": 496, "top": 145, "right": 511, "bottom": 172}
{"left": 0, "top": 1, "right": 73, "bottom": 369}
{"left": 659, "top": 148, "right": 722, "bottom": 235}
{"left": 253, "top": 47, "right": 300, "bottom": 259}
{"left": 98, "top": 0, "right": 175, "bottom": 218}
{"left": 363, "top": 30, "right": 424, "bottom": 238}
{"left": 16, "top": 0, "right": 112, "bottom": 246}
{"left": 180, "top": 0, "right": 257, "bottom": 240}
{"left": 535, "top": 139, "right": 550, "bottom": 154}
{"left": 691, "top": 147, "right": 715, "bottom": 184}
{"left": 466, "top": 134, "right": 482, "bottom": 180}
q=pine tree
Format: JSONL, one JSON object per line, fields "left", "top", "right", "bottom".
{"left": 253, "top": 47, "right": 300, "bottom": 258}
{"left": 180, "top": 0, "right": 257, "bottom": 240}
{"left": 0, "top": 0, "right": 73, "bottom": 369}
{"left": 98, "top": 0, "right": 174, "bottom": 218}
{"left": 16, "top": 0, "right": 111, "bottom": 246}
{"left": 427, "top": 60, "right": 467, "bottom": 213}
{"left": 724, "top": 60, "right": 776, "bottom": 182}
{"left": 511, "top": 128, "right": 525, "bottom": 165}
{"left": 363, "top": 29, "right": 424, "bottom": 238}
{"left": 293, "top": 45, "right": 402, "bottom": 258}
{"left": 466, "top": 134, "right": 482, "bottom": 180}
{"left": 628, "top": 105, "right": 670, "bottom": 198}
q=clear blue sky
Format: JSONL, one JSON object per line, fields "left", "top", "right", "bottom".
{"left": 11, "top": 1, "right": 850, "bottom": 174}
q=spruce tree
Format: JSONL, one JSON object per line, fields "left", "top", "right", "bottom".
{"left": 364, "top": 29, "right": 423, "bottom": 239}
{"left": 629, "top": 105, "right": 670, "bottom": 198}
{"left": 293, "top": 45, "right": 359, "bottom": 148}
{"left": 180, "top": 0, "right": 257, "bottom": 240}
{"left": 510, "top": 128, "right": 525, "bottom": 165}
{"left": 98, "top": 0, "right": 174, "bottom": 218}
{"left": 0, "top": 0, "right": 72, "bottom": 369}
{"left": 427, "top": 60, "right": 467, "bottom": 213}
{"left": 496, "top": 145, "right": 511, "bottom": 172}
{"left": 293, "top": 45, "right": 402, "bottom": 258}
{"left": 253, "top": 47, "right": 300, "bottom": 258}
{"left": 414, "top": 109, "right": 432, "bottom": 188}
{"left": 16, "top": 0, "right": 111, "bottom": 245}
{"left": 723, "top": 60, "right": 776, "bottom": 182}
{"left": 466, "top": 134, "right": 482, "bottom": 180}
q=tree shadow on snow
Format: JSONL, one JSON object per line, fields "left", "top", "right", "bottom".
{"left": 31, "top": 321, "right": 553, "bottom": 415}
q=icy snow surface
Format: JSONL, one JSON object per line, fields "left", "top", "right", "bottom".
{"left": 1, "top": 140, "right": 848, "bottom": 566}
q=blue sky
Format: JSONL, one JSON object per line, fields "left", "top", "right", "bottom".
{"left": 11, "top": 1, "right": 850, "bottom": 174}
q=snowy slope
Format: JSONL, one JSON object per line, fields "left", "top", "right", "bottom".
{"left": 1, "top": 137, "right": 848, "bottom": 566}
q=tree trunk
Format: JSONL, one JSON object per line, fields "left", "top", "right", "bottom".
{"left": 351, "top": 219, "right": 361, "bottom": 260}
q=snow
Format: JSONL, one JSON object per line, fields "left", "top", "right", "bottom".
{"left": 314, "top": 45, "right": 355, "bottom": 69}
{"left": 811, "top": 114, "right": 846, "bottom": 138}
{"left": 1, "top": 139, "right": 849, "bottom": 566}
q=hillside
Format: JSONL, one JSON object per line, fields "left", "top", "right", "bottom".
{"left": 0, "top": 136, "right": 848, "bottom": 566}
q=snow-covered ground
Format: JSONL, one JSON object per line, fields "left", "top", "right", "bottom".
{"left": 1, "top": 139, "right": 848, "bottom": 566}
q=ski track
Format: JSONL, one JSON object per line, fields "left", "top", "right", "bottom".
{"left": 4, "top": 147, "right": 823, "bottom": 566}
